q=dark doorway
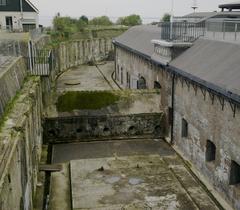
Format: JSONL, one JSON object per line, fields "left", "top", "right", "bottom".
{"left": 154, "top": 81, "right": 162, "bottom": 89}
{"left": 181, "top": 118, "right": 188, "bottom": 138}
{"left": 206, "top": 140, "right": 216, "bottom": 162}
{"left": 5, "top": 16, "right": 13, "bottom": 30}
{"left": 137, "top": 76, "right": 147, "bottom": 89}
{"left": 230, "top": 160, "right": 240, "bottom": 185}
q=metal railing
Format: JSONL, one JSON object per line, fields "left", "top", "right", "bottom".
{"left": 205, "top": 19, "right": 240, "bottom": 41}
{"left": 158, "top": 22, "right": 205, "bottom": 42}
{"left": 28, "top": 40, "right": 55, "bottom": 76}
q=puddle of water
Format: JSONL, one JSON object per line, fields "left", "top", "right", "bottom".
{"left": 105, "top": 176, "right": 121, "bottom": 184}
{"left": 129, "top": 178, "right": 143, "bottom": 185}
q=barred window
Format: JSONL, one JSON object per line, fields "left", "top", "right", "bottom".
{"left": 0, "top": 0, "right": 7, "bottom": 6}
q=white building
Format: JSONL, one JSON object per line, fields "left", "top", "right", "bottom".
{"left": 0, "top": 0, "right": 39, "bottom": 32}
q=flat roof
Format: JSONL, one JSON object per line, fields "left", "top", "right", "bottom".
{"left": 219, "top": 1, "right": 240, "bottom": 9}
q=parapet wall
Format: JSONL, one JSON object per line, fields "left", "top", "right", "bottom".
{"left": 58, "top": 38, "right": 114, "bottom": 71}
{"left": 0, "top": 77, "right": 42, "bottom": 210}
{"left": 44, "top": 113, "right": 164, "bottom": 144}
{"left": 0, "top": 57, "right": 27, "bottom": 119}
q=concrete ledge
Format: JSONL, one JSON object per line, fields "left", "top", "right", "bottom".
{"left": 151, "top": 39, "right": 193, "bottom": 48}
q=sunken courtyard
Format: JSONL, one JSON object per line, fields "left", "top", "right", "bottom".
{"left": 1, "top": 2, "right": 240, "bottom": 210}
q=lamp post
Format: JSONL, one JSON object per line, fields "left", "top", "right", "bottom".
{"left": 170, "top": 0, "right": 174, "bottom": 40}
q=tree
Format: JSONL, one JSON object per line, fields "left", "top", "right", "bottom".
{"left": 79, "top": 15, "right": 89, "bottom": 24}
{"left": 77, "top": 16, "right": 88, "bottom": 31}
{"left": 117, "top": 14, "right": 142, "bottom": 26}
{"left": 161, "top": 13, "right": 171, "bottom": 22}
{"left": 89, "top": 16, "right": 113, "bottom": 26}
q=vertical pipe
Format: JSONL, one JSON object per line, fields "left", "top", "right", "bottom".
{"left": 171, "top": 72, "right": 175, "bottom": 145}
{"left": 170, "top": 0, "right": 174, "bottom": 40}
{"left": 20, "top": 0, "right": 23, "bottom": 31}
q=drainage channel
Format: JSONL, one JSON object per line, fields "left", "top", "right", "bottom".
{"left": 95, "top": 63, "right": 121, "bottom": 90}
{"left": 42, "top": 144, "right": 53, "bottom": 210}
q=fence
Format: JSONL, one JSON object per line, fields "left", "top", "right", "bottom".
{"left": 28, "top": 41, "right": 56, "bottom": 76}
{"left": 158, "top": 22, "right": 205, "bottom": 42}
{"left": 205, "top": 19, "right": 240, "bottom": 41}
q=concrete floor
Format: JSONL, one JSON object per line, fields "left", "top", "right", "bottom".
{"left": 57, "top": 62, "right": 118, "bottom": 93}
{"left": 50, "top": 139, "right": 221, "bottom": 210}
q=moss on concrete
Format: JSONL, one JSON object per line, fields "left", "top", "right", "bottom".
{"left": 0, "top": 76, "right": 38, "bottom": 132}
{"left": 56, "top": 91, "right": 120, "bottom": 112}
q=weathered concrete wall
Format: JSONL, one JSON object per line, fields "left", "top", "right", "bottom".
{"left": 173, "top": 80, "right": 240, "bottom": 209}
{"left": 0, "top": 77, "right": 42, "bottom": 210}
{"left": 44, "top": 113, "right": 164, "bottom": 143}
{"left": 115, "top": 47, "right": 173, "bottom": 138}
{"left": 0, "top": 57, "right": 27, "bottom": 119}
{"left": 115, "top": 44, "right": 240, "bottom": 209}
{"left": 58, "top": 38, "right": 114, "bottom": 71}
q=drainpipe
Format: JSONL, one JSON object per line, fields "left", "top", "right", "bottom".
{"left": 20, "top": 0, "right": 23, "bottom": 30}
{"left": 170, "top": 0, "right": 174, "bottom": 40}
{"left": 171, "top": 72, "right": 175, "bottom": 145}
{"left": 114, "top": 44, "right": 116, "bottom": 80}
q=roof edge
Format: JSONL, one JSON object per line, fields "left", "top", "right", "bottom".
{"left": 168, "top": 65, "right": 240, "bottom": 105}
{"left": 25, "top": 0, "right": 39, "bottom": 13}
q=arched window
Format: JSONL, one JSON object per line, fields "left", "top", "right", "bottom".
{"left": 206, "top": 140, "right": 216, "bottom": 162}
{"left": 154, "top": 81, "right": 162, "bottom": 89}
{"left": 137, "top": 76, "right": 147, "bottom": 89}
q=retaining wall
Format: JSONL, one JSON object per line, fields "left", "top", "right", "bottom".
{"left": 0, "top": 57, "right": 27, "bottom": 119}
{"left": 0, "top": 77, "right": 42, "bottom": 210}
{"left": 44, "top": 113, "right": 164, "bottom": 143}
{"left": 58, "top": 38, "right": 114, "bottom": 71}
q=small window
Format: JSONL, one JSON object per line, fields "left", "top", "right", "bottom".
{"left": 181, "top": 118, "right": 188, "bottom": 137}
{"left": 229, "top": 160, "right": 240, "bottom": 185}
{"left": 121, "top": 67, "right": 123, "bottom": 84}
{"left": 117, "top": 65, "right": 120, "bottom": 81}
{"left": 126, "top": 72, "right": 131, "bottom": 88}
{"left": 154, "top": 81, "right": 162, "bottom": 89}
{"left": 206, "top": 140, "right": 216, "bottom": 162}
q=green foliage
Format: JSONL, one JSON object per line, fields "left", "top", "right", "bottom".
{"left": 57, "top": 91, "right": 120, "bottom": 112}
{"left": 89, "top": 16, "right": 113, "bottom": 26}
{"left": 51, "top": 15, "right": 116, "bottom": 43}
{"left": 161, "top": 13, "right": 171, "bottom": 22}
{"left": 117, "top": 14, "right": 142, "bottom": 26}
{"left": 79, "top": 15, "right": 89, "bottom": 24}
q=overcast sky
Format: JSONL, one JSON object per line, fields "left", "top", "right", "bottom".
{"left": 30, "top": 0, "right": 233, "bottom": 26}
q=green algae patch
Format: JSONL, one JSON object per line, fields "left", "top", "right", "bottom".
{"left": 57, "top": 91, "right": 120, "bottom": 112}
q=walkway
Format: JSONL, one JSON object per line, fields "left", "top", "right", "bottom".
{"left": 56, "top": 61, "right": 119, "bottom": 92}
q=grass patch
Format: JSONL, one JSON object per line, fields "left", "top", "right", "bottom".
{"left": 56, "top": 91, "right": 120, "bottom": 112}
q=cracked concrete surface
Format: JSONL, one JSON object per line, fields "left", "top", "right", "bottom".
{"left": 70, "top": 155, "right": 219, "bottom": 210}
